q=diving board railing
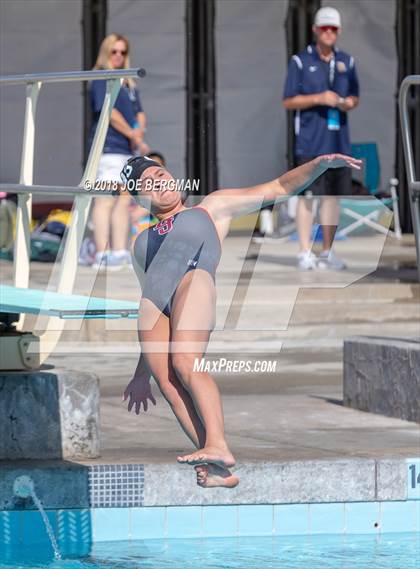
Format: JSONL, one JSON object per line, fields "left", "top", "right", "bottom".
{"left": 0, "top": 69, "right": 144, "bottom": 365}
{"left": 399, "top": 75, "right": 420, "bottom": 282}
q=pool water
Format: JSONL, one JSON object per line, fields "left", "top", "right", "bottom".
{"left": 1, "top": 533, "right": 419, "bottom": 569}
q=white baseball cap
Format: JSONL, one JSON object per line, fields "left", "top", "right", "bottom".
{"left": 314, "top": 7, "right": 341, "bottom": 28}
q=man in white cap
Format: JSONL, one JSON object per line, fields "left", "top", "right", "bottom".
{"left": 283, "top": 6, "right": 359, "bottom": 270}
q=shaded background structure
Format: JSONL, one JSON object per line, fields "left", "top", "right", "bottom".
{"left": 0, "top": 0, "right": 419, "bottom": 231}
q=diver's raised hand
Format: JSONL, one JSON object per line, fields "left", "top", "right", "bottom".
{"left": 318, "top": 153, "right": 362, "bottom": 171}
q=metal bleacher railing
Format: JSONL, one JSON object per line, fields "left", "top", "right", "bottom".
{"left": 399, "top": 75, "right": 420, "bottom": 282}
{"left": 0, "top": 69, "right": 145, "bottom": 369}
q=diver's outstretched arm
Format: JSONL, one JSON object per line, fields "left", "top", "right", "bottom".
{"left": 201, "top": 153, "right": 361, "bottom": 221}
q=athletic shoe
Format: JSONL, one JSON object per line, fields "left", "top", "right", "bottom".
{"left": 317, "top": 249, "right": 347, "bottom": 271}
{"left": 92, "top": 250, "right": 110, "bottom": 271}
{"left": 297, "top": 250, "right": 318, "bottom": 270}
{"left": 106, "top": 250, "right": 132, "bottom": 271}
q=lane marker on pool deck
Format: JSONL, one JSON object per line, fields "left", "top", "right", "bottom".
{"left": 407, "top": 458, "right": 420, "bottom": 500}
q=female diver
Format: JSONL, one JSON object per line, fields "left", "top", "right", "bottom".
{"left": 122, "top": 153, "right": 361, "bottom": 488}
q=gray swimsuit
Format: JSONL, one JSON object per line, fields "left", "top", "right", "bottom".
{"left": 132, "top": 206, "right": 222, "bottom": 317}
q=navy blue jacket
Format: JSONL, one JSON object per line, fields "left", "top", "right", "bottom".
{"left": 283, "top": 44, "right": 359, "bottom": 157}
{"left": 89, "top": 80, "right": 143, "bottom": 155}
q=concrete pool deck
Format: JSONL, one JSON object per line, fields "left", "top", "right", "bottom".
{"left": 40, "top": 345, "right": 419, "bottom": 466}
{"left": 0, "top": 233, "right": 419, "bottom": 507}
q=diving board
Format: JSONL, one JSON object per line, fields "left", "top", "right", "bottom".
{"left": 0, "top": 285, "right": 139, "bottom": 319}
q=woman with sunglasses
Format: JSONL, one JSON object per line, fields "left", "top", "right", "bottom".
{"left": 88, "top": 34, "right": 150, "bottom": 270}
{"left": 122, "top": 152, "right": 362, "bottom": 489}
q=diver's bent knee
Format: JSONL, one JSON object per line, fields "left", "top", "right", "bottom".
{"left": 154, "top": 375, "right": 178, "bottom": 401}
{"left": 171, "top": 353, "right": 197, "bottom": 386}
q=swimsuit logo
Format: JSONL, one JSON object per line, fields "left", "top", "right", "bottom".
{"left": 187, "top": 259, "right": 198, "bottom": 268}
{"left": 309, "top": 65, "right": 317, "bottom": 72}
{"left": 153, "top": 216, "right": 174, "bottom": 235}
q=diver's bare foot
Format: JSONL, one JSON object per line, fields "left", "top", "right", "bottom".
{"left": 177, "top": 446, "right": 236, "bottom": 468}
{"left": 195, "top": 465, "right": 208, "bottom": 485}
{"left": 195, "top": 464, "right": 239, "bottom": 488}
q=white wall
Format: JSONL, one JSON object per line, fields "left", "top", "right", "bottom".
{"left": 0, "top": 0, "right": 83, "bottom": 191}
{"left": 107, "top": 0, "right": 186, "bottom": 179}
{"left": 215, "top": 0, "right": 289, "bottom": 190}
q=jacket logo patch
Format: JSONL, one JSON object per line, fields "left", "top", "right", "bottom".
{"left": 337, "top": 61, "right": 347, "bottom": 73}
{"left": 309, "top": 65, "right": 317, "bottom": 72}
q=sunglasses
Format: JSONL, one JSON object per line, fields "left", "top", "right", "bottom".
{"left": 318, "top": 25, "right": 339, "bottom": 33}
{"left": 111, "top": 49, "right": 128, "bottom": 56}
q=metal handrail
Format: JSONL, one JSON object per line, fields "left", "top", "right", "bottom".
{"left": 0, "top": 68, "right": 145, "bottom": 85}
{"left": 399, "top": 75, "right": 420, "bottom": 281}
{"left": 0, "top": 184, "right": 116, "bottom": 196}
{"left": 0, "top": 68, "right": 145, "bottom": 361}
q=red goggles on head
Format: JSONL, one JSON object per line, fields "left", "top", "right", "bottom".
{"left": 318, "top": 25, "right": 339, "bottom": 33}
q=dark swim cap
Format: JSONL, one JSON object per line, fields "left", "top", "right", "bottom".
{"left": 120, "top": 155, "right": 162, "bottom": 187}
{"left": 120, "top": 155, "right": 188, "bottom": 203}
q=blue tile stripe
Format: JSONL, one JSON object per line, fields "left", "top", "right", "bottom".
{"left": 310, "top": 503, "right": 345, "bottom": 534}
{"left": 274, "top": 504, "right": 309, "bottom": 535}
{"left": 1, "top": 500, "right": 418, "bottom": 546}
{"left": 345, "top": 502, "right": 380, "bottom": 534}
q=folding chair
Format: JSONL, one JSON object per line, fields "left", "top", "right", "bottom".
{"left": 338, "top": 142, "right": 402, "bottom": 239}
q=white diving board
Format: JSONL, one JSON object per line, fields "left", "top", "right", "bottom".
{"left": 0, "top": 285, "right": 139, "bottom": 319}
